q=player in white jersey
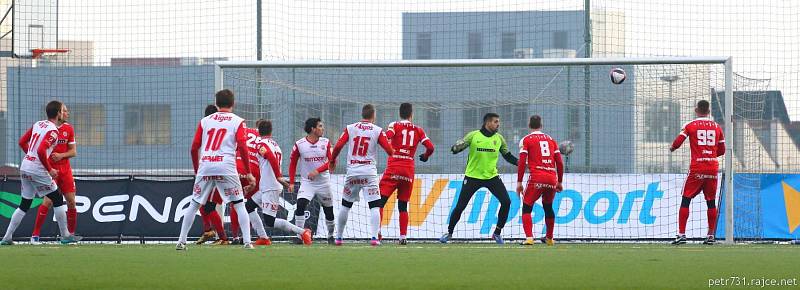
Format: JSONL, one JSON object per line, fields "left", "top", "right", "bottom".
{"left": 288, "top": 118, "right": 336, "bottom": 244}
{"left": 244, "top": 120, "right": 313, "bottom": 246}
{"left": 330, "top": 104, "right": 394, "bottom": 246}
{"left": 2, "top": 101, "right": 79, "bottom": 245}
{"left": 177, "top": 89, "right": 255, "bottom": 250}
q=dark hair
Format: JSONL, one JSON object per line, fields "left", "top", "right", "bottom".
{"left": 483, "top": 112, "right": 500, "bottom": 123}
{"left": 362, "top": 104, "right": 376, "bottom": 119}
{"left": 696, "top": 100, "right": 710, "bottom": 114}
{"left": 399, "top": 103, "right": 413, "bottom": 119}
{"left": 215, "top": 89, "right": 235, "bottom": 108}
{"left": 304, "top": 117, "right": 322, "bottom": 134}
{"left": 46, "top": 100, "right": 63, "bottom": 119}
{"left": 256, "top": 119, "right": 272, "bottom": 136}
{"left": 204, "top": 104, "right": 218, "bottom": 117}
{"left": 529, "top": 115, "right": 542, "bottom": 129}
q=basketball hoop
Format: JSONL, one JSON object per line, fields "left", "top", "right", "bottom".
{"left": 29, "top": 48, "right": 70, "bottom": 68}
{"left": 31, "top": 48, "right": 70, "bottom": 59}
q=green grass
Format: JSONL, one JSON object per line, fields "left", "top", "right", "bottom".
{"left": 0, "top": 242, "right": 798, "bottom": 290}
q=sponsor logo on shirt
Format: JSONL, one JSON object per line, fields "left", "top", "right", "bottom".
{"left": 211, "top": 114, "right": 233, "bottom": 122}
{"left": 304, "top": 156, "right": 326, "bottom": 162}
{"left": 476, "top": 148, "right": 496, "bottom": 152}
{"left": 202, "top": 156, "right": 224, "bottom": 162}
{"left": 350, "top": 160, "right": 372, "bottom": 165}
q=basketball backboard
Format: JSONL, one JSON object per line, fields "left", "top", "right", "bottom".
{"left": 11, "top": 0, "right": 58, "bottom": 58}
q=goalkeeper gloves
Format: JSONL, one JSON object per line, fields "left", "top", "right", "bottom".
{"left": 419, "top": 154, "right": 429, "bottom": 162}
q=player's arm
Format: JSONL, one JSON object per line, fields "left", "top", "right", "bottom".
{"left": 418, "top": 129, "right": 435, "bottom": 162}
{"left": 516, "top": 139, "right": 528, "bottom": 194}
{"left": 716, "top": 127, "right": 726, "bottom": 157}
{"left": 385, "top": 122, "right": 396, "bottom": 141}
{"left": 288, "top": 144, "right": 300, "bottom": 185}
{"left": 52, "top": 130, "right": 77, "bottom": 161}
{"left": 234, "top": 122, "right": 252, "bottom": 176}
{"left": 378, "top": 131, "right": 394, "bottom": 155}
{"left": 189, "top": 123, "right": 203, "bottom": 173}
{"left": 451, "top": 130, "right": 476, "bottom": 154}
{"left": 18, "top": 127, "right": 32, "bottom": 153}
{"left": 553, "top": 140, "right": 564, "bottom": 191}
{"left": 498, "top": 134, "right": 518, "bottom": 166}
{"left": 313, "top": 142, "right": 332, "bottom": 174}
{"left": 670, "top": 127, "right": 689, "bottom": 152}
{"left": 331, "top": 128, "right": 349, "bottom": 161}
{"left": 38, "top": 130, "right": 58, "bottom": 177}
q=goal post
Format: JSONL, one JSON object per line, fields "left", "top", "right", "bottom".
{"left": 215, "top": 57, "right": 736, "bottom": 243}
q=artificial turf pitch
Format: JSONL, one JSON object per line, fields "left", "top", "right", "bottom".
{"left": 0, "top": 242, "right": 798, "bottom": 290}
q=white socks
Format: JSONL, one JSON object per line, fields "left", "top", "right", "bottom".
{"left": 178, "top": 201, "right": 201, "bottom": 244}
{"left": 53, "top": 205, "right": 69, "bottom": 237}
{"left": 326, "top": 220, "right": 335, "bottom": 237}
{"left": 2, "top": 208, "right": 26, "bottom": 241}
{"left": 275, "top": 219, "right": 304, "bottom": 235}
{"left": 232, "top": 202, "right": 251, "bottom": 244}
{"left": 369, "top": 207, "right": 381, "bottom": 239}
{"left": 294, "top": 214, "right": 306, "bottom": 229}
{"left": 248, "top": 211, "right": 267, "bottom": 239}
{"left": 336, "top": 206, "right": 350, "bottom": 239}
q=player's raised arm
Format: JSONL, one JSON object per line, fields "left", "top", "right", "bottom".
{"left": 498, "top": 134, "right": 518, "bottom": 166}
{"left": 18, "top": 127, "right": 32, "bottom": 153}
{"left": 234, "top": 122, "right": 252, "bottom": 175}
{"left": 377, "top": 131, "right": 394, "bottom": 155}
{"left": 451, "top": 130, "right": 476, "bottom": 154}
{"left": 190, "top": 123, "right": 203, "bottom": 173}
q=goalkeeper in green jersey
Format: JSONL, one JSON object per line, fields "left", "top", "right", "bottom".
{"left": 440, "top": 113, "right": 518, "bottom": 244}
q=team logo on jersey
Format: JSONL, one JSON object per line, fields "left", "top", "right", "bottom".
{"left": 62, "top": 131, "right": 68, "bottom": 137}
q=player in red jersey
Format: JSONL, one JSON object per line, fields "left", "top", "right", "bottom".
{"left": 331, "top": 104, "right": 394, "bottom": 246}
{"left": 194, "top": 105, "right": 231, "bottom": 245}
{"left": 27, "top": 104, "right": 79, "bottom": 243}
{"left": 670, "top": 100, "right": 725, "bottom": 245}
{"left": 227, "top": 122, "right": 262, "bottom": 245}
{"left": 378, "top": 103, "right": 434, "bottom": 245}
{"left": 177, "top": 89, "right": 255, "bottom": 250}
{"left": 516, "top": 115, "right": 563, "bottom": 246}
{"left": 2, "top": 101, "right": 79, "bottom": 245}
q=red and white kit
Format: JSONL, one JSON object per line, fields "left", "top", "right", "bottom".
{"left": 517, "top": 131, "right": 563, "bottom": 206}
{"left": 289, "top": 137, "right": 334, "bottom": 207}
{"left": 19, "top": 120, "right": 60, "bottom": 199}
{"left": 379, "top": 120, "right": 434, "bottom": 202}
{"left": 672, "top": 117, "right": 726, "bottom": 201}
{"left": 332, "top": 120, "right": 393, "bottom": 203}
{"left": 190, "top": 112, "right": 252, "bottom": 204}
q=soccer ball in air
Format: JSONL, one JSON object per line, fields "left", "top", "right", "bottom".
{"left": 610, "top": 67, "right": 626, "bottom": 84}
{"left": 558, "top": 141, "right": 575, "bottom": 156}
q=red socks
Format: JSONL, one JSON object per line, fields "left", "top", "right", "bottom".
{"left": 67, "top": 208, "right": 77, "bottom": 234}
{"left": 522, "top": 213, "right": 533, "bottom": 238}
{"left": 707, "top": 208, "right": 718, "bottom": 236}
{"left": 32, "top": 206, "right": 49, "bottom": 237}
{"left": 399, "top": 211, "right": 409, "bottom": 236}
{"left": 678, "top": 207, "right": 690, "bottom": 235}
{"left": 545, "top": 217, "right": 555, "bottom": 239}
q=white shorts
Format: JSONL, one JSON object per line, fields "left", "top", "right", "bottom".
{"left": 341, "top": 175, "right": 380, "bottom": 204}
{"left": 297, "top": 177, "right": 334, "bottom": 207}
{"left": 20, "top": 170, "right": 58, "bottom": 199}
{"left": 251, "top": 189, "right": 281, "bottom": 217}
{"left": 192, "top": 175, "right": 244, "bottom": 204}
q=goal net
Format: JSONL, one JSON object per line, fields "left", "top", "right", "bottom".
{"left": 217, "top": 57, "right": 737, "bottom": 242}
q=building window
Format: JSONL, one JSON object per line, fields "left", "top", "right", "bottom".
{"left": 125, "top": 105, "right": 171, "bottom": 145}
{"left": 552, "top": 31, "right": 568, "bottom": 49}
{"left": 468, "top": 32, "right": 483, "bottom": 59}
{"left": 416, "top": 33, "right": 432, "bottom": 60}
{"left": 501, "top": 33, "right": 516, "bottom": 59}
{"left": 70, "top": 104, "right": 105, "bottom": 146}
{"left": 645, "top": 102, "right": 681, "bottom": 142}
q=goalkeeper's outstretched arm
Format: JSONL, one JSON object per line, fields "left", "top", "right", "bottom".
{"left": 451, "top": 131, "right": 476, "bottom": 154}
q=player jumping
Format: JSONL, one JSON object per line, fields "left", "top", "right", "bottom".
{"left": 516, "top": 115, "right": 563, "bottom": 246}
{"left": 177, "top": 89, "right": 255, "bottom": 250}
{"left": 670, "top": 100, "right": 725, "bottom": 245}
{"left": 331, "top": 104, "right": 394, "bottom": 246}
{"left": 2, "top": 101, "right": 80, "bottom": 245}
{"left": 441, "top": 113, "right": 518, "bottom": 244}
{"left": 378, "top": 103, "right": 434, "bottom": 245}
{"left": 288, "top": 118, "right": 336, "bottom": 244}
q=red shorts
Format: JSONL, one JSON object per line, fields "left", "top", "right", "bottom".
{"left": 240, "top": 166, "right": 260, "bottom": 199}
{"left": 53, "top": 164, "right": 76, "bottom": 194}
{"left": 682, "top": 171, "right": 718, "bottom": 201}
{"left": 523, "top": 174, "right": 558, "bottom": 206}
{"left": 379, "top": 167, "right": 414, "bottom": 202}
{"left": 209, "top": 189, "right": 223, "bottom": 204}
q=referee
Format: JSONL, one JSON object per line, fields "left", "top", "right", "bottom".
{"left": 441, "top": 113, "right": 518, "bottom": 244}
